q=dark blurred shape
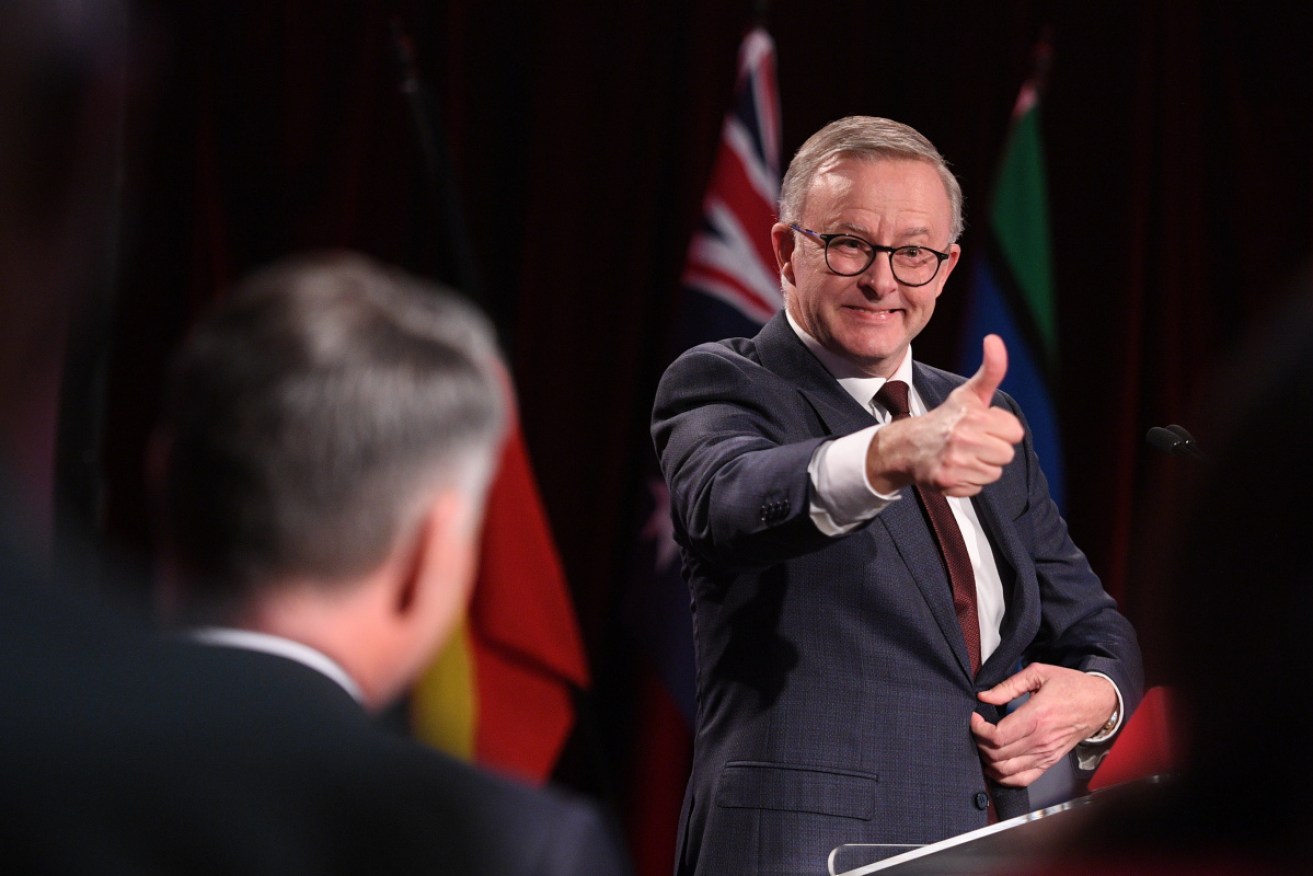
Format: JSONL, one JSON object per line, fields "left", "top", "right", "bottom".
{"left": 1159, "top": 278, "right": 1313, "bottom": 867}
{"left": 1145, "top": 425, "right": 1207, "bottom": 462}
{"left": 1011, "top": 272, "right": 1313, "bottom": 876}
{"left": 0, "top": 0, "right": 127, "bottom": 544}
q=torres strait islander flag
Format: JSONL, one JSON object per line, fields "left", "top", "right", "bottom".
{"left": 624, "top": 26, "right": 781, "bottom": 876}
{"left": 960, "top": 40, "right": 1066, "bottom": 509}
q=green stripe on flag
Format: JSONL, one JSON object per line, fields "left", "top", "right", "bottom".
{"left": 989, "top": 106, "right": 1056, "bottom": 364}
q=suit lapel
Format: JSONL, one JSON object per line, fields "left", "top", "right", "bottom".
{"left": 754, "top": 313, "right": 876, "bottom": 438}
{"left": 969, "top": 480, "right": 1039, "bottom": 685}
{"left": 877, "top": 494, "right": 976, "bottom": 678}
{"left": 910, "top": 361, "right": 951, "bottom": 409}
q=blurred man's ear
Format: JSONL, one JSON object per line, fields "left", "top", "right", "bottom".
{"left": 388, "top": 488, "right": 482, "bottom": 692}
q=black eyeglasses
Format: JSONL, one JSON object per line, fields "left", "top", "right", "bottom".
{"left": 790, "top": 224, "right": 951, "bottom": 287}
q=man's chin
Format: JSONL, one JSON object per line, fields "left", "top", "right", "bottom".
{"left": 832, "top": 336, "right": 908, "bottom": 374}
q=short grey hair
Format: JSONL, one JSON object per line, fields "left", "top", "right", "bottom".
{"left": 158, "top": 252, "right": 508, "bottom": 612}
{"left": 778, "top": 116, "right": 964, "bottom": 242}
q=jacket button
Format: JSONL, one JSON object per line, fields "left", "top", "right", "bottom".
{"left": 973, "top": 792, "right": 990, "bottom": 810}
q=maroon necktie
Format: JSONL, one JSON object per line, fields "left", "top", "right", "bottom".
{"left": 875, "top": 380, "right": 982, "bottom": 676}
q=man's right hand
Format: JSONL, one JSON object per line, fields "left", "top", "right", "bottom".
{"left": 864, "top": 334, "right": 1025, "bottom": 497}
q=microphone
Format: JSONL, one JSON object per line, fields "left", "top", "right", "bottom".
{"left": 1145, "top": 424, "right": 1207, "bottom": 462}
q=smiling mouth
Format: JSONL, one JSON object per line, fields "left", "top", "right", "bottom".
{"left": 843, "top": 305, "right": 902, "bottom": 319}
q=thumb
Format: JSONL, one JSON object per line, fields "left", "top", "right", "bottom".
{"left": 964, "top": 334, "right": 1008, "bottom": 406}
{"left": 977, "top": 663, "right": 1040, "bottom": 705}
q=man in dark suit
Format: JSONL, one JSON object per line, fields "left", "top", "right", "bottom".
{"left": 148, "top": 252, "right": 631, "bottom": 875}
{"left": 653, "top": 116, "right": 1142, "bottom": 875}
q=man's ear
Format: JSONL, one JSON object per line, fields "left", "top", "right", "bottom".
{"left": 770, "top": 222, "right": 797, "bottom": 286}
{"left": 393, "top": 491, "right": 469, "bottom": 616}
{"left": 387, "top": 489, "right": 481, "bottom": 704}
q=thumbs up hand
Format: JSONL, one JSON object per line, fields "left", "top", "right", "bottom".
{"left": 962, "top": 333, "right": 1011, "bottom": 408}
{"left": 864, "top": 335, "right": 1025, "bottom": 497}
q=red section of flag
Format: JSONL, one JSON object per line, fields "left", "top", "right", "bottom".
{"left": 701, "top": 135, "right": 779, "bottom": 273}
{"left": 626, "top": 668, "right": 694, "bottom": 876}
{"left": 470, "top": 423, "right": 589, "bottom": 783}
{"left": 1088, "top": 686, "right": 1181, "bottom": 791}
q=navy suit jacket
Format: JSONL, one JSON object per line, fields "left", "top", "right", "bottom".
{"left": 0, "top": 516, "right": 629, "bottom": 875}
{"left": 652, "top": 312, "right": 1143, "bottom": 876}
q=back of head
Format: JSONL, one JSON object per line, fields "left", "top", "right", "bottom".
{"left": 778, "top": 116, "right": 964, "bottom": 241}
{"left": 157, "top": 252, "right": 508, "bottom": 621}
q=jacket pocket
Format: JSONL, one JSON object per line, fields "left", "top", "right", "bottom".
{"left": 714, "top": 760, "right": 879, "bottom": 820}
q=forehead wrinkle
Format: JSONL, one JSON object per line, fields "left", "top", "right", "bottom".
{"left": 828, "top": 219, "right": 936, "bottom": 244}
{"left": 893, "top": 225, "right": 934, "bottom": 242}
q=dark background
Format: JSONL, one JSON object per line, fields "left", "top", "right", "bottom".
{"left": 58, "top": 0, "right": 1313, "bottom": 848}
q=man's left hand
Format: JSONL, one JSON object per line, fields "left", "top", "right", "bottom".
{"left": 969, "top": 664, "right": 1117, "bottom": 787}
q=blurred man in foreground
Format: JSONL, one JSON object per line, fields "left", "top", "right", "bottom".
{"left": 0, "top": 2, "right": 627, "bottom": 867}
{"left": 150, "top": 252, "right": 630, "bottom": 874}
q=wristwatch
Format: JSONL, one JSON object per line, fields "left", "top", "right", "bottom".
{"left": 1087, "top": 705, "right": 1120, "bottom": 744}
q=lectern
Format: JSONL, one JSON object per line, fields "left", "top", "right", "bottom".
{"left": 829, "top": 776, "right": 1169, "bottom": 876}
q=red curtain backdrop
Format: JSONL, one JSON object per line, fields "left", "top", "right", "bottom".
{"left": 94, "top": 0, "right": 1313, "bottom": 862}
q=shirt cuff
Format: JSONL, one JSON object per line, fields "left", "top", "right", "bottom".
{"left": 1081, "top": 671, "right": 1125, "bottom": 744}
{"left": 806, "top": 426, "right": 899, "bottom": 536}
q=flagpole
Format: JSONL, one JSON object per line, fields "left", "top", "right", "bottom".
{"left": 388, "top": 18, "right": 485, "bottom": 311}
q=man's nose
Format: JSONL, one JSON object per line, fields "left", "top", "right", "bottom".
{"left": 859, "top": 251, "right": 899, "bottom": 295}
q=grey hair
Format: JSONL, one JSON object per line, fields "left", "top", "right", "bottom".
{"left": 158, "top": 252, "right": 508, "bottom": 611}
{"left": 778, "top": 116, "right": 964, "bottom": 242}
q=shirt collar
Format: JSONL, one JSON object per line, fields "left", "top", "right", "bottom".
{"left": 188, "top": 626, "right": 365, "bottom": 703}
{"left": 784, "top": 309, "right": 916, "bottom": 410}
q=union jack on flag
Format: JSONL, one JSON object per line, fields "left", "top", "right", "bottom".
{"left": 679, "top": 27, "right": 782, "bottom": 328}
